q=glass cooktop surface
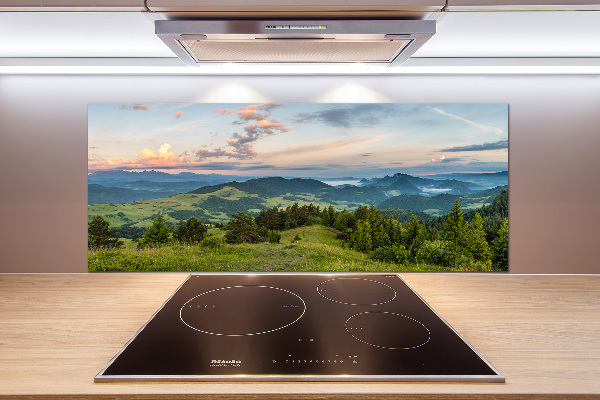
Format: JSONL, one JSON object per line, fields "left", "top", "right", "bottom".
{"left": 95, "top": 274, "right": 504, "bottom": 382}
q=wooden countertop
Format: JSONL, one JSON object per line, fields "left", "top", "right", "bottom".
{"left": 0, "top": 273, "right": 598, "bottom": 400}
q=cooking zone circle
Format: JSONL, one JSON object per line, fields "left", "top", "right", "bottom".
{"left": 316, "top": 277, "right": 397, "bottom": 305}
{"left": 180, "top": 286, "right": 306, "bottom": 336}
{"left": 345, "top": 311, "right": 431, "bottom": 350}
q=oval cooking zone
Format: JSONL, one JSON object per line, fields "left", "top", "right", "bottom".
{"left": 316, "top": 277, "right": 397, "bottom": 306}
{"left": 180, "top": 285, "right": 306, "bottom": 336}
{"left": 345, "top": 311, "right": 431, "bottom": 350}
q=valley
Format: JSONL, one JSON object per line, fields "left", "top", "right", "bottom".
{"left": 88, "top": 171, "right": 508, "bottom": 230}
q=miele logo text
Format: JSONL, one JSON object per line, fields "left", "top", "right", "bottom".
{"left": 210, "top": 359, "right": 242, "bottom": 367}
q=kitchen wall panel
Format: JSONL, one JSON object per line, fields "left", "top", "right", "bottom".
{"left": 1, "top": 73, "right": 598, "bottom": 273}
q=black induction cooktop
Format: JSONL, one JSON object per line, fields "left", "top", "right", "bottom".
{"left": 95, "top": 273, "right": 504, "bottom": 382}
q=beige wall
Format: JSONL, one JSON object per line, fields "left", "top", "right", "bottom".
{"left": 0, "top": 73, "right": 599, "bottom": 274}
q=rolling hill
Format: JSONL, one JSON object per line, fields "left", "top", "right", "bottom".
{"left": 88, "top": 174, "right": 508, "bottom": 232}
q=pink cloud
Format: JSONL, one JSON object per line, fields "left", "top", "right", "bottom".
{"left": 237, "top": 107, "right": 263, "bottom": 121}
{"left": 171, "top": 103, "right": 289, "bottom": 162}
{"left": 119, "top": 104, "right": 150, "bottom": 111}
{"left": 257, "top": 118, "right": 289, "bottom": 133}
{"left": 174, "top": 111, "right": 184, "bottom": 119}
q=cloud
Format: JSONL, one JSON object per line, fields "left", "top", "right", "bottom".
{"left": 95, "top": 162, "right": 243, "bottom": 171}
{"left": 237, "top": 164, "right": 278, "bottom": 171}
{"left": 256, "top": 118, "right": 289, "bottom": 134}
{"left": 134, "top": 103, "right": 289, "bottom": 164}
{"left": 283, "top": 166, "right": 326, "bottom": 171}
{"left": 88, "top": 155, "right": 103, "bottom": 163}
{"left": 139, "top": 148, "right": 156, "bottom": 159}
{"left": 439, "top": 139, "right": 508, "bottom": 152}
{"left": 242, "top": 125, "right": 259, "bottom": 138}
{"left": 194, "top": 147, "right": 248, "bottom": 160}
{"left": 89, "top": 143, "right": 178, "bottom": 171}
{"left": 429, "top": 107, "right": 504, "bottom": 135}
{"left": 273, "top": 134, "right": 392, "bottom": 157}
{"left": 214, "top": 108, "right": 233, "bottom": 115}
{"left": 237, "top": 105, "right": 264, "bottom": 121}
{"left": 407, "top": 159, "right": 509, "bottom": 175}
{"left": 293, "top": 104, "right": 393, "bottom": 128}
{"left": 119, "top": 104, "right": 149, "bottom": 111}
{"left": 429, "top": 155, "right": 464, "bottom": 164}
{"left": 158, "top": 143, "right": 174, "bottom": 159}
{"left": 175, "top": 161, "right": 280, "bottom": 171}
{"left": 216, "top": 104, "right": 289, "bottom": 159}
{"left": 138, "top": 143, "right": 175, "bottom": 163}
{"left": 226, "top": 137, "right": 257, "bottom": 158}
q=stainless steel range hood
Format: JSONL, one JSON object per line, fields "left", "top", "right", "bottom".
{"left": 155, "top": 20, "right": 435, "bottom": 67}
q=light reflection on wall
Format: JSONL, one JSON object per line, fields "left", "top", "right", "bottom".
{"left": 196, "top": 82, "right": 270, "bottom": 103}
{"left": 313, "top": 82, "right": 392, "bottom": 103}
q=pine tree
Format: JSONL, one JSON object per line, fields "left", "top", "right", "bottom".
{"left": 353, "top": 220, "right": 373, "bottom": 252}
{"left": 333, "top": 209, "right": 356, "bottom": 231}
{"left": 173, "top": 216, "right": 207, "bottom": 245}
{"left": 88, "top": 215, "right": 124, "bottom": 250}
{"left": 367, "top": 204, "right": 389, "bottom": 250}
{"left": 333, "top": 209, "right": 356, "bottom": 241}
{"left": 224, "top": 212, "right": 261, "bottom": 244}
{"left": 403, "top": 214, "right": 425, "bottom": 259}
{"left": 321, "top": 205, "right": 334, "bottom": 227}
{"left": 440, "top": 199, "right": 468, "bottom": 265}
{"left": 354, "top": 205, "right": 369, "bottom": 222}
{"left": 491, "top": 218, "right": 508, "bottom": 270}
{"left": 138, "top": 214, "right": 171, "bottom": 248}
{"left": 325, "top": 205, "right": 336, "bottom": 227}
{"left": 256, "top": 206, "right": 282, "bottom": 231}
{"left": 442, "top": 199, "right": 466, "bottom": 249}
{"left": 465, "top": 212, "right": 491, "bottom": 261}
{"left": 285, "top": 203, "right": 301, "bottom": 229}
{"left": 384, "top": 214, "right": 402, "bottom": 246}
{"left": 268, "top": 206, "right": 283, "bottom": 230}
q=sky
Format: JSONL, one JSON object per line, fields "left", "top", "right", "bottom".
{"left": 88, "top": 102, "right": 508, "bottom": 178}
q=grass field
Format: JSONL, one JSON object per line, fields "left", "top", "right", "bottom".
{"left": 88, "top": 225, "right": 494, "bottom": 272}
{"left": 89, "top": 186, "right": 373, "bottom": 229}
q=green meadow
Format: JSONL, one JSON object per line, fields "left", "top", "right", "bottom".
{"left": 88, "top": 225, "right": 494, "bottom": 273}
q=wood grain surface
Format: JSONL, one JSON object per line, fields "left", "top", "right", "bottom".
{"left": 0, "top": 273, "right": 598, "bottom": 400}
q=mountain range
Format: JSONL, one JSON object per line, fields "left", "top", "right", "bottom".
{"left": 88, "top": 172, "right": 508, "bottom": 230}
{"left": 88, "top": 170, "right": 507, "bottom": 205}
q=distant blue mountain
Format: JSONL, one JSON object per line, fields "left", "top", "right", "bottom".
{"left": 418, "top": 171, "right": 508, "bottom": 188}
{"left": 88, "top": 184, "right": 172, "bottom": 205}
{"left": 87, "top": 170, "right": 257, "bottom": 204}
{"left": 88, "top": 170, "right": 254, "bottom": 185}
{"left": 88, "top": 170, "right": 508, "bottom": 210}
{"left": 359, "top": 172, "right": 487, "bottom": 195}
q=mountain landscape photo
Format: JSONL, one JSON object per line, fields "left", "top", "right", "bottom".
{"left": 88, "top": 103, "right": 508, "bottom": 272}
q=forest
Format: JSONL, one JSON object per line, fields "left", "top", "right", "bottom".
{"left": 88, "top": 190, "right": 508, "bottom": 272}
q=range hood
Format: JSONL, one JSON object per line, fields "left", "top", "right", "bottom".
{"left": 155, "top": 20, "right": 435, "bottom": 67}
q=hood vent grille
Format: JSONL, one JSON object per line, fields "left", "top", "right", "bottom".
{"left": 156, "top": 20, "right": 435, "bottom": 67}
{"left": 182, "top": 39, "right": 411, "bottom": 63}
